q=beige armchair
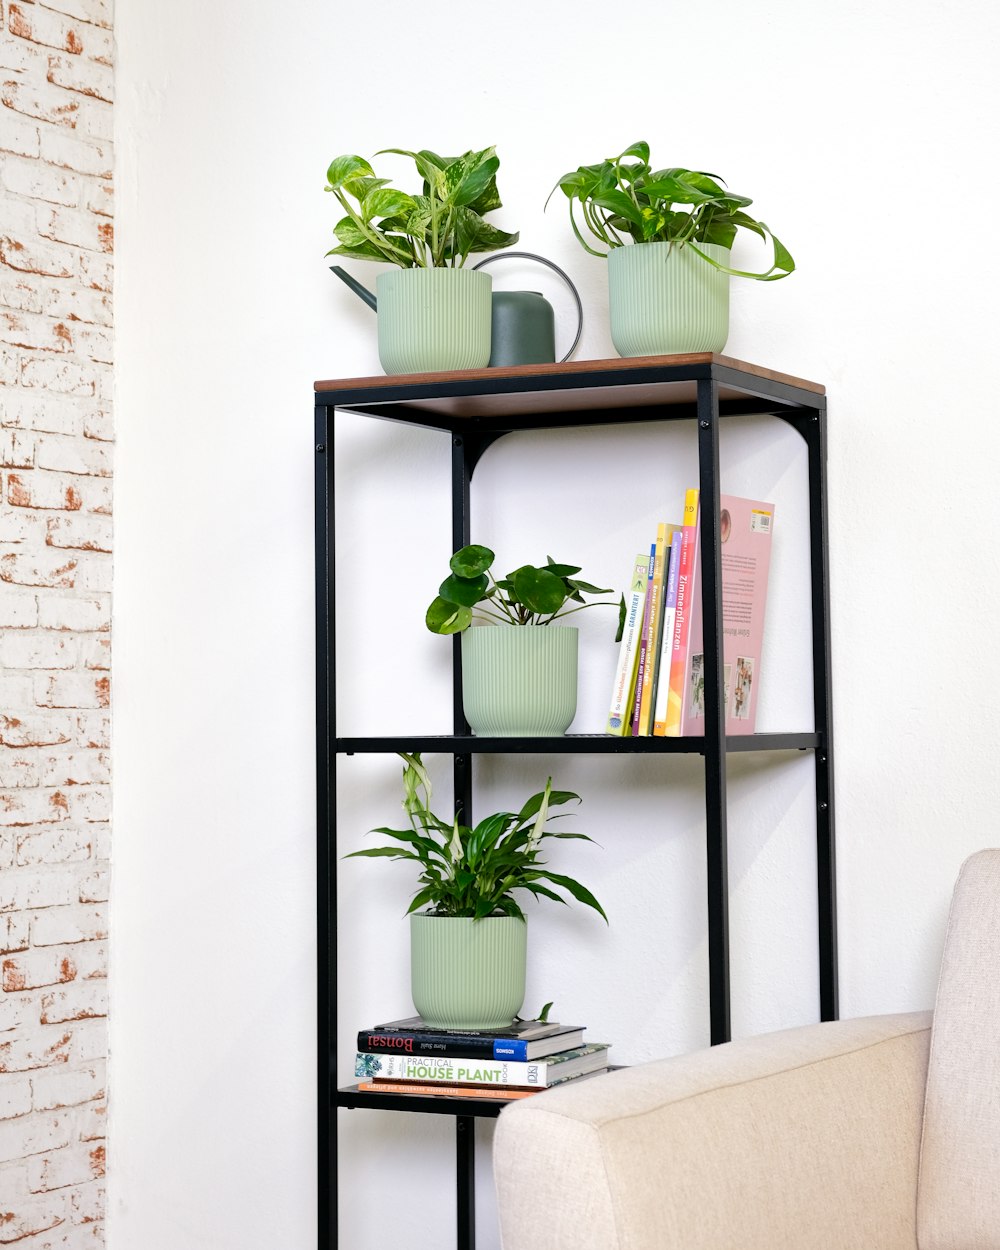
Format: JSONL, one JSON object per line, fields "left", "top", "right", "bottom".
{"left": 493, "top": 850, "right": 1000, "bottom": 1250}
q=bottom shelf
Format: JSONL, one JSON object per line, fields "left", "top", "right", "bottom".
{"left": 336, "top": 1066, "right": 623, "bottom": 1118}
{"left": 337, "top": 1083, "right": 510, "bottom": 1118}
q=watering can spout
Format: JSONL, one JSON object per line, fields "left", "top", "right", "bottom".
{"left": 330, "top": 264, "right": 377, "bottom": 311}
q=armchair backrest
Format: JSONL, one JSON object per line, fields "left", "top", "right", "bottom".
{"left": 917, "top": 848, "right": 1000, "bottom": 1249}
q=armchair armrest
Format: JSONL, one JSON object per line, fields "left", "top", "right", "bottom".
{"left": 494, "top": 1012, "right": 931, "bottom": 1250}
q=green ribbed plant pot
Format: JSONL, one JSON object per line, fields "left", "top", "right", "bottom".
{"left": 376, "top": 268, "right": 492, "bottom": 375}
{"left": 608, "top": 241, "right": 731, "bottom": 357}
{"left": 461, "top": 626, "right": 578, "bottom": 737}
{"left": 410, "top": 914, "right": 527, "bottom": 1029}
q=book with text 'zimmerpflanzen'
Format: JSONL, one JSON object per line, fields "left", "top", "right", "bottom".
{"left": 354, "top": 1042, "right": 610, "bottom": 1089}
{"left": 663, "top": 489, "right": 701, "bottom": 736}
{"left": 356, "top": 1024, "right": 585, "bottom": 1061}
{"left": 652, "top": 528, "right": 683, "bottom": 736}
{"left": 607, "top": 553, "right": 650, "bottom": 735}
{"left": 629, "top": 541, "right": 658, "bottom": 735}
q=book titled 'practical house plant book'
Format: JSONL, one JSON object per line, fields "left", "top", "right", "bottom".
{"left": 354, "top": 1015, "right": 610, "bottom": 1099}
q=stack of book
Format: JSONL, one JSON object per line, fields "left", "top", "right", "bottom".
{"left": 354, "top": 1015, "right": 611, "bottom": 1101}
{"left": 608, "top": 489, "right": 775, "bottom": 738}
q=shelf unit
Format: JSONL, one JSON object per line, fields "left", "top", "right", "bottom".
{"left": 315, "top": 352, "right": 837, "bottom": 1250}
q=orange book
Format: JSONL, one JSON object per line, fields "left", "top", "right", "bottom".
{"left": 358, "top": 1081, "right": 538, "bottom": 1100}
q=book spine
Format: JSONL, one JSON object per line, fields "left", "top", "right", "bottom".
{"left": 606, "top": 554, "right": 650, "bottom": 735}
{"left": 356, "top": 1051, "right": 545, "bottom": 1086}
{"left": 357, "top": 1081, "right": 539, "bottom": 1100}
{"left": 639, "top": 522, "right": 671, "bottom": 737}
{"left": 664, "top": 489, "right": 700, "bottom": 736}
{"left": 652, "top": 530, "right": 681, "bottom": 735}
{"left": 629, "top": 542, "right": 657, "bottom": 735}
{"left": 357, "top": 1031, "right": 522, "bottom": 1060}
{"left": 355, "top": 1045, "right": 607, "bottom": 1088}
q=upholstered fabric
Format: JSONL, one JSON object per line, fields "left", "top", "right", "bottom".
{"left": 918, "top": 848, "right": 1000, "bottom": 1250}
{"left": 494, "top": 1012, "right": 932, "bottom": 1250}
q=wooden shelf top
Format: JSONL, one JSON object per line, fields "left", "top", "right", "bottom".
{"left": 314, "top": 354, "right": 824, "bottom": 426}
{"left": 315, "top": 353, "right": 823, "bottom": 396}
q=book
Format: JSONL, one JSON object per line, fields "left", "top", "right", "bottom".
{"left": 370, "top": 1014, "right": 570, "bottom": 1042}
{"left": 629, "top": 542, "right": 657, "bottom": 734}
{"left": 664, "top": 489, "right": 701, "bottom": 735}
{"left": 356, "top": 1067, "right": 612, "bottom": 1100}
{"left": 679, "top": 494, "right": 775, "bottom": 736}
{"left": 356, "top": 1024, "right": 585, "bottom": 1061}
{"left": 639, "top": 523, "right": 679, "bottom": 736}
{"left": 357, "top": 1081, "right": 541, "bottom": 1100}
{"left": 652, "top": 530, "right": 682, "bottom": 736}
{"left": 606, "top": 554, "right": 650, "bottom": 735}
{"left": 354, "top": 1042, "right": 610, "bottom": 1089}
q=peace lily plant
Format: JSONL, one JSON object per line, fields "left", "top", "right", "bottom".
{"left": 345, "top": 753, "right": 607, "bottom": 923}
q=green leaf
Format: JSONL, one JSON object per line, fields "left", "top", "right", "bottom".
{"left": 343, "top": 846, "right": 421, "bottom": 860}
{"left": 616, "top": 593, "right": 626, "bottom": 643}
{"left": 325, "top": 239, "right": 391, "bottom": 263}
{"left": 619, "top": 140, "right": 650, "bottom": 164}
{"left": 425, "top": 596, "right": 471, "bottom": 634}
{"left": 590, "top": 189, "right": 644, "bottom": 227}
{"left": 510, "top": 565, "right": 567, "bottom": 615}
{"left": 326, "top": 154, "right": 375, "bottom": 192}
{"left": 438, "top": 573, "right": 488, "bottom": 607}
{"left": 450, "top": 544, "right": 495, "bottom": 577}
{"left": 362, "top": 187, "right": 418, "bottom": 224}
{"left": 565, "top": 577, "right": 612, "bottom": 595}
{"left": 517, "top": 788, "right": 580, "bottom": 822}
{"left": 446, "top": 148, "right": 501, "bottom": 208}
{"left": 537, "top": 871, "right": 608, "bottom": 922}
{"left": 544, "top": 560, "right": 582, "bottom": 578}
{"left": 537, "top": 1001, "right": 553, "bottom": 1022}
{"left": 446, "top": 208, "right": 519, "bottom": 261}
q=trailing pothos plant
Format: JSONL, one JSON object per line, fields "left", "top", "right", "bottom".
{"left": 549, "top": 140, "right": 794, "bottom": 281}
{"left": 345, "top": 752, "right": 607, "bottom": 922}
{"left": 425, "top": 544, "right": 623, "bottom": 635}
{"left": 325, "top": 146, "right": 519, "bottom": 269}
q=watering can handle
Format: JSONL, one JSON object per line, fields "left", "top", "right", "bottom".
{"left": 472, "top": 251, "right": 583, "bottom": 363}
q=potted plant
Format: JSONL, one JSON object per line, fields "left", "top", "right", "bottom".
{"left": 325, "top": 146, "right": 519, "bottom": 374}
{"left": 549, "top": 140, "right": 795, "bottom": 356}
{"left": 426, "top": 544, "right": 621, "bottom": 736}
{"left": 346, "top": 753, "right": 606, "bottom": 1028}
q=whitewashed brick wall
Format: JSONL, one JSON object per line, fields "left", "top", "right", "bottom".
{"left": 1, "top": 0, "right": 112, "bottom": 1242}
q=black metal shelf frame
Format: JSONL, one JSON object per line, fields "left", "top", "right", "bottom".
{"left": 314, "top": 357, "right": 837, "bottom": 1250}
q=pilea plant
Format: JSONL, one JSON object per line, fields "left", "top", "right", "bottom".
{"left": 325, "top": 146, "right": 519, "bottom": 269}
{"left": 345, "top": 752, "right": 607, "bottom": 922}
{"left": 425, "top": 544, "right": 621, "bottom": 635}
{"left": 550, "top": 140, "right": 794, "bottom": 281}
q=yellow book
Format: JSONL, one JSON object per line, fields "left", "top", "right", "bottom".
{"left": 637, "top": 522, "right": 675, "bottom": 736}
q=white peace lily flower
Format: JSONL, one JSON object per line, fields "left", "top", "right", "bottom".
{"left": 527, "top": 777, "right": 552, "bottom": 851}
{"left": 448, "top": 817, "right": 464, "bottom": 864}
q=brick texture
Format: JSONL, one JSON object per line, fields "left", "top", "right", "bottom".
{"left": 1, "top": 0, "right": 112, "bottom": 1240}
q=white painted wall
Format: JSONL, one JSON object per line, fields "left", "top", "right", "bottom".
{"left": 112, "top": 0, "right": 1000, "bottom": 1246}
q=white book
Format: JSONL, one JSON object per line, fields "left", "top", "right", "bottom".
{"left": 607, "top": 554, "right": 650, "bottom": 735}
{"left": 354, "top": 1043, "right": 610, "bottom": 1089}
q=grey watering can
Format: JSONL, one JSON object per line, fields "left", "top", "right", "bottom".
{"left": 330, "top": 251, "right": 583, "bottom": 368}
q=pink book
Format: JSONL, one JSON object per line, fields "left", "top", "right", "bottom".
{"left": 680, "top": 495, "right": 775, "bottom": 737}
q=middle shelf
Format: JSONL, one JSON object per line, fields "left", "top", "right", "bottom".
{"left": 336, "top": 733, "right": 822, "bottom": 756}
